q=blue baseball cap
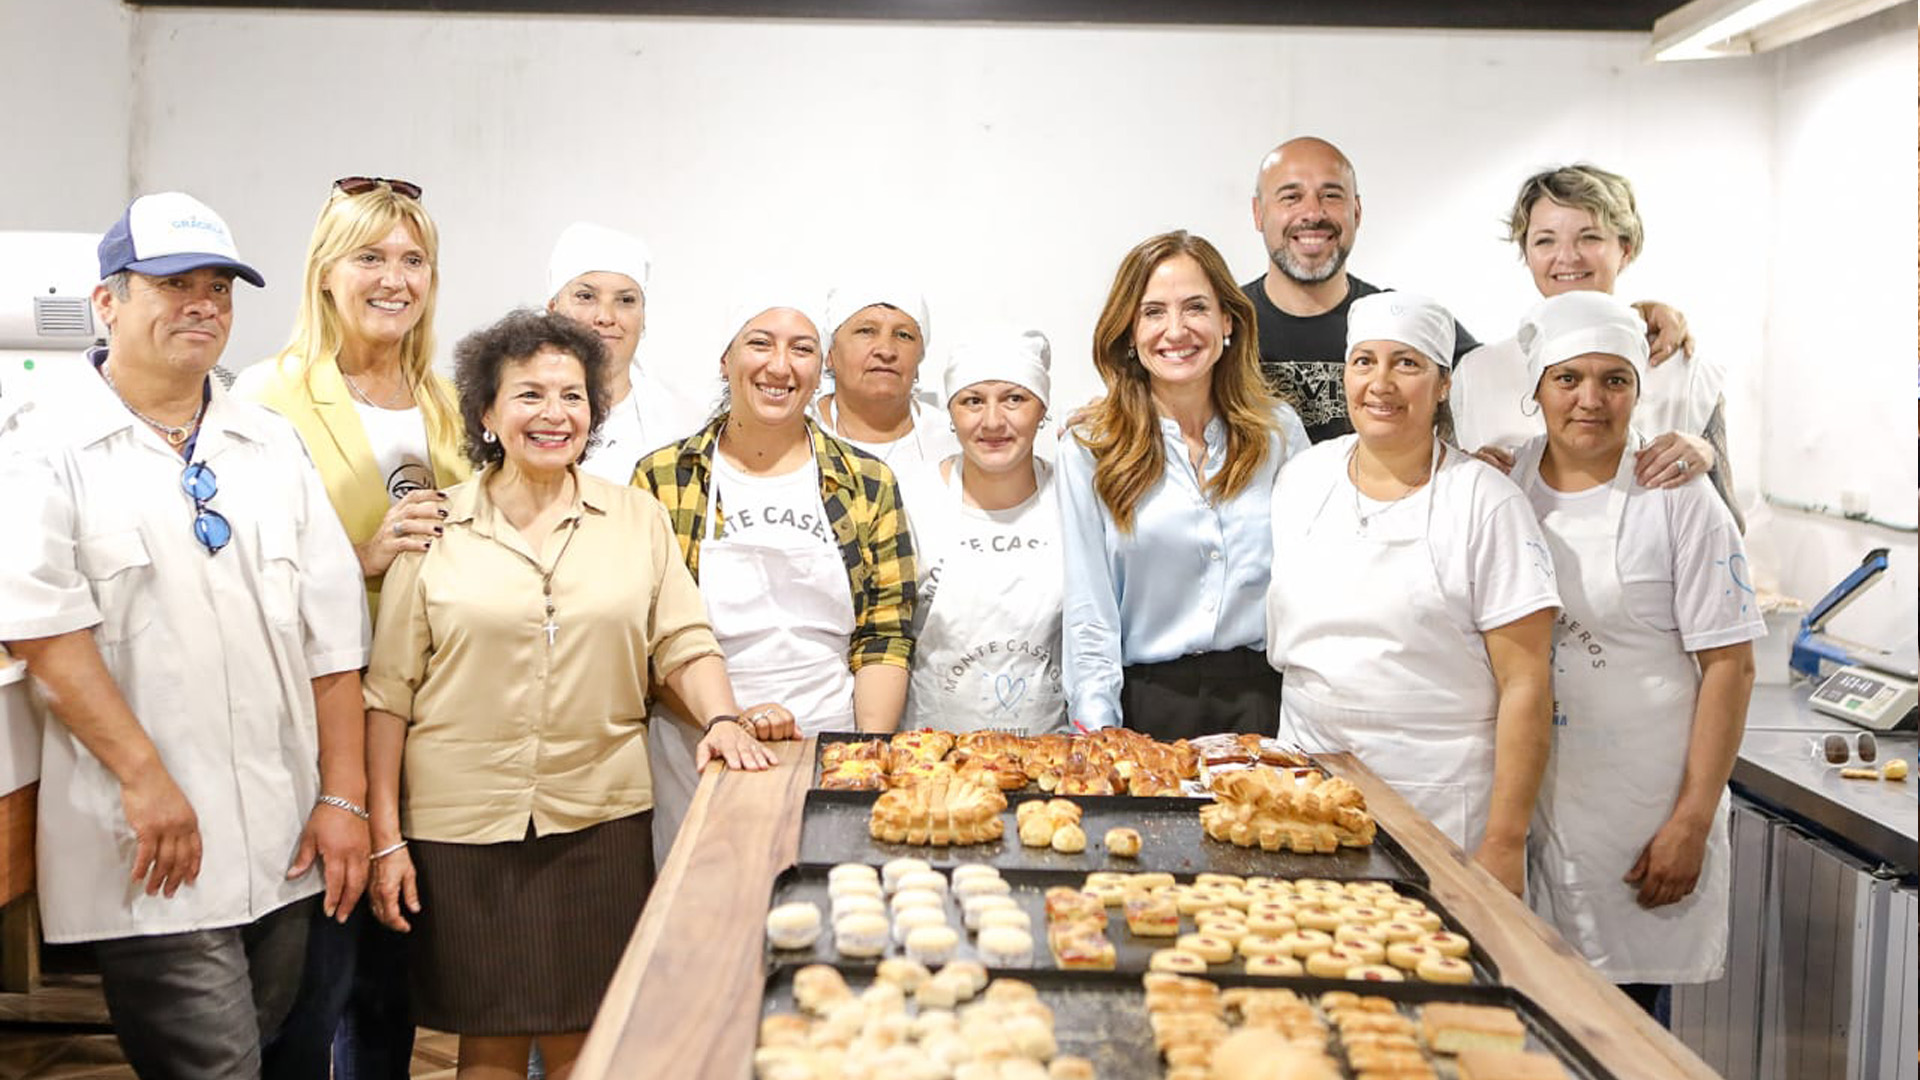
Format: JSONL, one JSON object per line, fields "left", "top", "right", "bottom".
{"left": 97, "top": 192, "right": 264, "bottom": 287}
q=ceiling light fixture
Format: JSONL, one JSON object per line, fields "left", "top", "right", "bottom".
{"left": 1646, "top": 0, "right": 1906, "bottom": 61}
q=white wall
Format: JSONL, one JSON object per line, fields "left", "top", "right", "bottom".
{"left": 0, "top": 0, "right": 132, "bottom": 230}
{"left": 106, "top": 9, "right": 1776, "bottom": 436}
{"left": 1754, "top": 4, "right": 1916, "bottom": 653}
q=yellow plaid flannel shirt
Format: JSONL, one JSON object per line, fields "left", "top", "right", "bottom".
{"left": 632, "top": 415, "right": 916, "bottom": 671}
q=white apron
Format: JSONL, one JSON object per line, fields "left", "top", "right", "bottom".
{"left": 1267, "top": 440, "right": 1498, "bottom": 852}
{"left": 1516, "top": 438, "right": 1730, "bottom": 984}
{"left": 904, "top": 460, "right": 1066, "bottom": 734}
{"left": 648, "top": 477, "right": 859, "bottom": 861}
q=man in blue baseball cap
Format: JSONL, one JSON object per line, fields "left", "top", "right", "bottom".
{"left": 0, "top": 192, "right": 371, "bottom": 1079}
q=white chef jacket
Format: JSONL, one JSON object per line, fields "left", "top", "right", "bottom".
{"left": 0, "top": 355, "right": 369, "bottom": 942}
{"left": 1451, "top": 336, "right": 1725, "bottom": 456}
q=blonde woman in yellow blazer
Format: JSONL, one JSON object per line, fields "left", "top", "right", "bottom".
{"left": 233, "top": 177, "right": 466, "bottom": 1080}
{"left": 236, "top": 179, "right": 469, "bottom": 619}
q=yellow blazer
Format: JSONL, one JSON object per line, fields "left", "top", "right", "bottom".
{"left": 234, "top": 355, "right": 471, "bottom": 618}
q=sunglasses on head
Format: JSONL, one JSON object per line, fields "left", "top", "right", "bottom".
{"left": 333, "top": 176, "right": 424, "bottom": 201}
{"left": 181, "top": 461, "right": 231, "bottom": 556}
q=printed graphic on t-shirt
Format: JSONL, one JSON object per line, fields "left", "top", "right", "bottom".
{"left": 716, "top": 504, "right": 835, "bottom": 545}
{"left": 939, "top": 638, "right": 1063, "bottom": 711}
{"left": 1262, "top": 359, "right": 1349, "bottom": 441}
{"left": 389, "top": 463, "right": 433, "bottom": 501}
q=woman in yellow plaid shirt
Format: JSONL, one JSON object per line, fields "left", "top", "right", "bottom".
{"left": 634, "top": 292, "right": 916, "bottom": 856}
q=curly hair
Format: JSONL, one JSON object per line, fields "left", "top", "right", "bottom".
{"left": 453, "top": 309, "right": 612, "bottom": 469}
{"left": 1075, "top": 230, "right": 1281, "bottom": 532}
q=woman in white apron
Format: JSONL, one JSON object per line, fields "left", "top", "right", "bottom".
{"left": 1266, "top": 292, "right": 1560, "bottom": 896}
{"left": 903, "top": 329, "right": 1067, "bottom": 734}
{"left": 1510, "top": 291, "right": 1762, "bottom": 1017}
{"left": 636, "top": 293, "right": 916, "bottom": 858}
{"left": 1450, "top": 164, "right": 1741, "bottom": 529}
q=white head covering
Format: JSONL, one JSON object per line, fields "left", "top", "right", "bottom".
{"left": 1346, "top": 291, "right": 1457, "bottom": 369}
{"left": 722, "top": 287, "right": 825, "bottom": 352}
{"left": 823, "top": 278, "right": 931, "bottom": 345}
{"left": 1517, "top": 291, "right": 1649, "bottom": 394}
{"left": 942, "top": 329, "right": 1052, "bottom": 408}
{"left": 547, "top": 222, "right": 652, "bottom": 301}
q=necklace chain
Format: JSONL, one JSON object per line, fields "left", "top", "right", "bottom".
{"left": 1349, "top": 444, "right": 1439, "bottom": 529}
{"left": 537, "top": 491, "right": 583, "bottom": 649}
{"left": 100, "top": 362, "right": 204, "bottom": 447}
{"left": 343, "top": 368, "right": 411, "bottom": 410}
{"left": 827, "top": 395, "right": 906, "bottom": 465}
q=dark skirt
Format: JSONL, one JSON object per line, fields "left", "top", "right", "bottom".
{"left": 1120, "top": 648, "right": 1282, "bottom": 741}
{"left": 408, "top": 811, "right": 654, "bottom": 1035}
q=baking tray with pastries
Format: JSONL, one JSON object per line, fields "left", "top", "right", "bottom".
{"left": 796, "top": 786, "right": 1424, "bottom": 882}
{"left": 765, "top": 863, "right": 1493, "bottom": 985}
{"left": 754, "top": 964, "right": 1614, "bottom": 1080}
{"left": 814, "top": 728, "right": 1220, "bottom": 796}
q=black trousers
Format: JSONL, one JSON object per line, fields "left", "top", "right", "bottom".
{"left": 1119, "top": 648, "right": 1281, "bottom": 741}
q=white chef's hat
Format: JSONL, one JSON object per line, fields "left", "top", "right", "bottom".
{"left": 1517, "top": 291, "right": 1648, "bottom": 395}
{"left": 1346, "top": 292, "right": 1457, "bottom": 369}
{"left": 722, "top": 286, "right": 825, "bottom": 352}
{"left": 546, "top": 222, "right": 652, "bottom": 301}
{"left": 823, "top": 277, "right": 931, "bottom": 346}
{"left": 943, "top": 328, "right": 1052, "bottom": 408}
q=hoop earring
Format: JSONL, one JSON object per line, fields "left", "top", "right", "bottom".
{"left": 482, "top": 429, "right": 497, "bottom": 444}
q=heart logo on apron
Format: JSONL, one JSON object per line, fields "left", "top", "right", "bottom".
{"left": 994, "top": 674, "right": 1028, "bottom": 713}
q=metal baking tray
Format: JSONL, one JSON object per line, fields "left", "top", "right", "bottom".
{"left": 794, "top": 788, "right": 1428, "bottom": 885}
{"left": 759, "top": 963, "right": 1616, "bottom": 1080}
{"left": 765, "top": 865, "right": 1494, "bottom": 982}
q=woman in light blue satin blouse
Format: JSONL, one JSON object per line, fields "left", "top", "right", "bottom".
{"left": 1058, "top": 230, "right": 1309, "bottom": 739}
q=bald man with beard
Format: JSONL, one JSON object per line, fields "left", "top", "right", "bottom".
{"left": 1240, "top": 137, "right": 1478, "bottom": 444}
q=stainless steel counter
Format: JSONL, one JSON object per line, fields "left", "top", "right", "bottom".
{"left": 1735, "top": 682, "right": 1917, "bottom": 874}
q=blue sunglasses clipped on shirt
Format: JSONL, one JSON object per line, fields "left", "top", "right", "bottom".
{"left": 181, "top": 462, "right": 231, "bottom": 555}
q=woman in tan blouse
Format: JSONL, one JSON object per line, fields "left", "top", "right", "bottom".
{"left": 362, "top": 310, "right": 793, "bottom": 1078}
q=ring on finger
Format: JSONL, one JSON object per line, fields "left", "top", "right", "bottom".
{"left": 391, "top": 521, "right": 407, "bottom": 537}
{"left": 1675, "top": 460, "right": 1690, "bottom": 474}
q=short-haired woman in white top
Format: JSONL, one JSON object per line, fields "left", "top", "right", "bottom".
{"left": 904, "top": 329, "right": 1066, "bottom": 733}
{"left": 1510, "top": 291, "right": 1761, "bottom": 1018}
{"left": 1265, "top": 292, "right": 1559, "bottom": 895}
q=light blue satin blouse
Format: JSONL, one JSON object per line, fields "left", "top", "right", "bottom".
{"left": 1056, "top": 406, "right": 1310, "bottom": 729}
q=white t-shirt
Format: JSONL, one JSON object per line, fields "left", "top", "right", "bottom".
{"left": 579, "top": 364, "right": 695, "bottom": 485}
{"left": 1452, "top": 335, "right": 1726, "bottom": 455}
{"left": 710, "top": 453, "right": 837, "bottom": 555}
{"left": 813, "top": 395, "right": 961, "bottom": 474}
{"left": 352, "top": 402, "right": 434, "bottom": 501}
{"left": 1525, "top": 467, "right": 1764, "bottom": 652}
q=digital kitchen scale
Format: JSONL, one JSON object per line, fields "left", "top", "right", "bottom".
{"left": 1791, "top": 548, "right": 1920, "bottom": 731}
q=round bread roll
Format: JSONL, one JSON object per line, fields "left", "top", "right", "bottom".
{"left": 1149, "top": 948, "right": 1209, "bottom": 973}
{"left": 1275, "top": 929, "right": 1334, "bottom": 958}
{"left": 1416, "top": 955, "right": 1473, "bottom": 984}
{"left": 941, "top": 959, "right": 989, "bottom": 994}
{"left": 1104, "top": 827, "right": 1143, "bottom": 858}
{"left": 976, "top": 907, "right": 1032, "bottom": 934}
{"left": 828, "top": 863, "right": 879, "bottom": 886}
{"left": 897, "top": 870, "right": 949, "bottom": 896}
{"left": 875, "top": 957, "right": 931, "bottom": 991}
{"left": 1084, "top": 881, "right": 1129, "bottom": 906}
{"left": 1305, "top": 948, "right": 1355, "bottom": 977}
{"left": 1420, "top": 930, "right": 1470, "bottom": 958}
{"left": 1248, "top": 910, "right": 1298, "bottom": 936}
{"left": 766, "top": 901, "right": 823, "bottom": 951}
{"left": 1050, "top": 822, "right": 1088, "bottom": 854}
{"left": 1331, "top": 936, "right": 1385, "bottom": 965}
{"left": 905, "top": 924, "right": 960, "bottom": 966}
{"left": 893, "top": 906, "right": 947, "bottom": 945}
{"left": 881, "top": 857, "right": 932, "bottom": 893}
{"left": 977, "top": 926, "right": 1035, "bottom": 967}
{"left": 832, "top": 893, "right": 886, "bottom": 922}
{"left": 1403, "top": 910, "right": 1444, "bottom": 932}
{"left": 1385, "top": 942, "right": 1437, "bottom": 971}
{"left": 1295, "top": 907, "right": 1344, "bottom": 932}
{"left": 951, "top": 862, "right": 1000, "bottom": 886}
{"left": 835, "top": 911, "right": 889, "bottom": 958}
{"left": 953, "top": 875, "right": 1013, "bottom": 902}
{"left": 1333, "top": 922, "right": 1388, "bottom": 946}
{"left": 1345, "top": 964, "right": 1404, "bottom": 982}
{"left": 1243, "top": 954, "right": 1305, "bottom": 977}
{"left": 828, "top": 876, "right": 884, "bottom": 903}
{"left": 961, "top": 894, "right": 1018, "bottom": 930}
{"left": 1019, "top": 814, "right": 1058, "bottom": 847}
{"left": 1338, "top": 904, "right": 1389, "bottom": 924}
{"left": 1238, "top": 934, "right": 1292, "bottom": 959}
{"left": 890, "top": 889, "right": 945, "bottom": 915}
{"left": 1376, "top": 919, "right": 1425, "bottom": 943}
{"left": 1177, "top": 933, "right": 1234, "bottom": 964}
{"left": 1196, "top": 918, "right": 1248, "bottom": 944}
